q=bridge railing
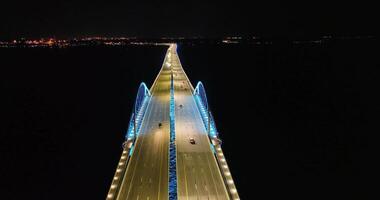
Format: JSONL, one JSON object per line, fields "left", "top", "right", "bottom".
{"left": 150, "top": 44, "right": 172, "bottom": 92}
{"left": 193, "top": 81, "right": 240, "bottom": 200}
{"left": 173, "top": 44, "right": 195, "bottom": 92}
{"left": 125, "top": 82, "right": 151, "bottom": 140}
{"left": 193, "top": 81, "right": 219, "bottom": 138}
{"left": 107, "top": 82, "right": 152, "bottom": 199}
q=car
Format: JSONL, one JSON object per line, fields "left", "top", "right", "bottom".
{"left": 189, "top": 137, "right": 196, "bottom": 144}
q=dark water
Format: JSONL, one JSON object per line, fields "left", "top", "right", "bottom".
{"left": 1, "top": 40, "right": 376, "bottom": 199}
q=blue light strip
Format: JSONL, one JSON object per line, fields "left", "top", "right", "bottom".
{"left": 135, "top": 96, "right": 150, "bottom": 135}
{"left": 194, "top": 95, "right": 218, "bottom": 138}
{"left": 193, "top": 82, "right": 218, "bottom": 138}
{"left": 126, "top": 83, "right": 151, "bottom": 140}
{"left": 126, "top": 112, "right": 135, "bottom": 139}
{"left": 125, "top": 96, "right": 150, "bottom": 139}
{"left": 168, "top": 73, "right": 177, "bottom": 200}
{"left": 129, "top": 144, "right": 134, "bottom": 156}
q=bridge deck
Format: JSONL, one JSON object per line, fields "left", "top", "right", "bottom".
{"left": 115, "top": 44, "right": 231, "bottom": 200}
{"left": 116, "top": 49, "right": 172, "bottom": 200}
{"left": 171, "top": 47, "right": 230, "bottom": 200}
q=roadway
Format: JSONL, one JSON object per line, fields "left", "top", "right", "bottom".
{"left": 115, "top": 47, "right": 173, "bottom": 200}
{"left": 170, "top": 45, "right": 230, "bottom": 200}
{"left": 113, "top": 44, "right": 233, "bottom": 200}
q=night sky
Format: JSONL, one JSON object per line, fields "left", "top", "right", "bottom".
{"left": 1, "top": 0, "right": 378, "bottom": 39}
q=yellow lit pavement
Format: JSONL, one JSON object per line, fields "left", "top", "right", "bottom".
{"left": 108, "top": 44, "right": 239, "bottom": 200}
{"left": 113, "top": 47, "right": 173, "bottom": 200}
{"left": 170, "top": 45, "right": 233, "bottom": 200}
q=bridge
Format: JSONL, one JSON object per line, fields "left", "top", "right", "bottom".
{"left": 107, "top": 44, "right": 239, "bottom": 200}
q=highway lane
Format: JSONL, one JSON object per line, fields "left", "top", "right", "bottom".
{"left": 115, "top": 47, "right": 173, "bottom": 200}
{"left": 170, "top": 45, "right": 230, "bottom": 200}
{"left": 112, "top": 44, "right": 236, "bottom": 200}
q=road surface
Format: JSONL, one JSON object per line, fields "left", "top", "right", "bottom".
{"left": 116, "top": 48, "right": 172, "bottom": 200}
{"left": 170, "top": 46, "right": 230, "bottom": 200}
{"left": 112, "top": 44, "right": 236, "bottom": 200}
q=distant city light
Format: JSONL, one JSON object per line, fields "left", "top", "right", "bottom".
{"left": 1, "top": 35, "right": 372, "bottom": 48}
